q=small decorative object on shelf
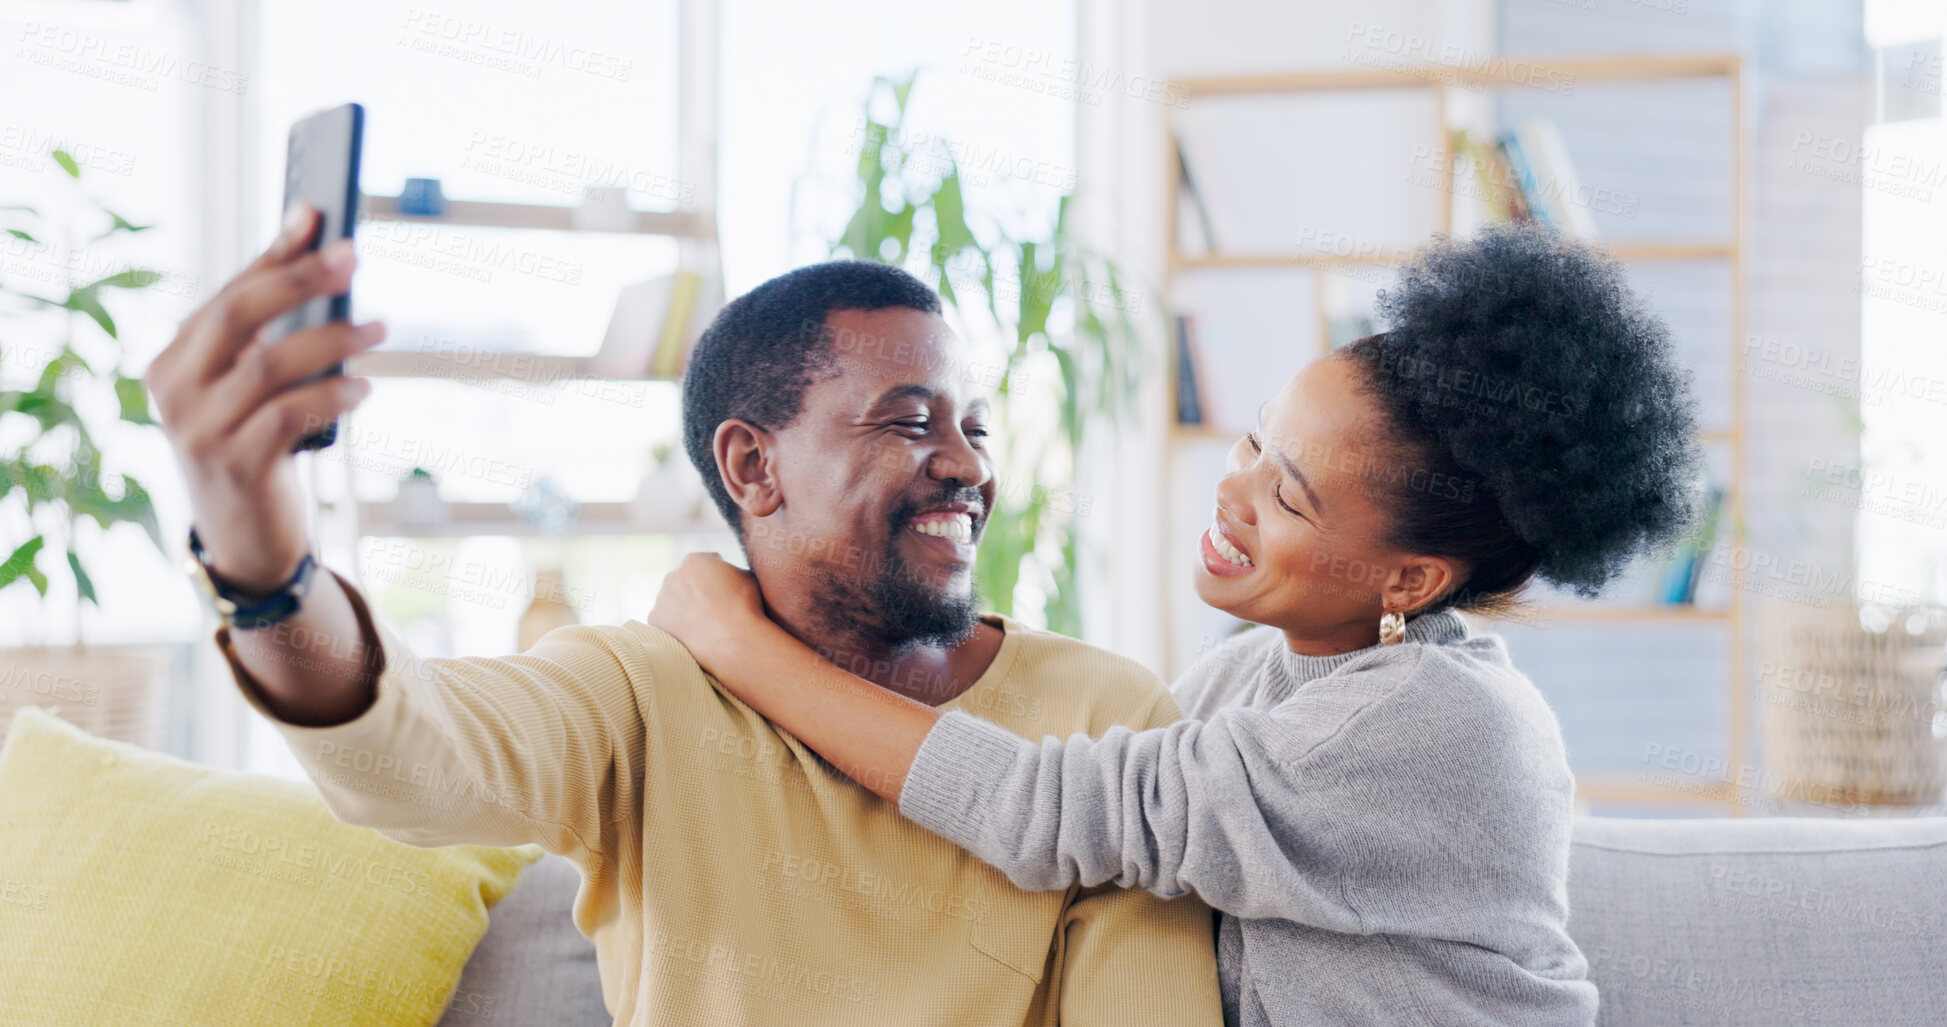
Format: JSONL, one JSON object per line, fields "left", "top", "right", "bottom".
{"left": 393, "top": 467, "right": 447, "bottom": 531}
{"left": 398, "top": 177, "right": 445, "bottom": 217}
{"left": 628, "top": 441, "right": 706, "bottom": 530}
{"left": 512, "top": 476, "right": 579, "bottom": 535}
{"left": 517, "top": 568, "right": 580, "bottom": 651}
{"left": 571, "top": 185, "right": 636, "bottom": 232}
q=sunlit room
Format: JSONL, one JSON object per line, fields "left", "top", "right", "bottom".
{"left": 3, "top": 0, "right": 1944, "bottom": 1023}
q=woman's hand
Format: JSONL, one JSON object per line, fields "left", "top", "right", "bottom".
{"left": 649, "top": 552, "right": 770, "bottom": 674}
{"left": 647, "top": 551, "right": 936, "bottom": 804}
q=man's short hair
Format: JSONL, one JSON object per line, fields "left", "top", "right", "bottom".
{"left": 681, "top": 260, "right": 944, "bottom": 542}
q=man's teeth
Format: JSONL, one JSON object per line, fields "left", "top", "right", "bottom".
{"left": 1208, "top": 525, "right": 1253, "bottom": 567}
{"left": 912, "top": 515, "right": 974, "bottom": 544}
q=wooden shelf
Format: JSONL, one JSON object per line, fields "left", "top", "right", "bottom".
{"left": 1471, "top": 605, "right": 1730, "bottom": 625}
{"left": 1172, "top": 240, "right": 1732, "bottom": 271}
{"left": 345, "top": 349, "right": 679, "bottom": 383}
{"left": 1169, "top": 424, "right": 1238, "bottom": 443}
{"left": 360, "top": 193, "right": 716, "bottom": 238}
{"left": 354, "top": 501, "right": 726, "bottom": 538}
{"left": 1574, "top": 775, "right": 1735, "bottom": 807}
{"left": 1174, "top": 251, "right": 1416, "bottom": 270}
{"left": 1171, "top": 423, "right": 1740, "bottom": 445}
{"left": 1171, "top": 54, "right": 1741, "bottom": 96}
{"left": 1607, "top": 241, "right": 1736, "bottom": 261}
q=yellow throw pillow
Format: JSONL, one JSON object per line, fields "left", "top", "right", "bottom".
{"left": 0, "top": 704, "right": 544, "bottom": 1026}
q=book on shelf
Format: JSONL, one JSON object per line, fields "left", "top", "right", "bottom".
{"left": 1497, "top": 132, "right": 1540, "bottom": 224}
{"left": 1174, "top": 135, "right": 1219, "bottom": 256}
{"left": 1174, "top": 314, "right": 1206, "bottom": 425}
{"left": 588, "top": 263, "right": 724, "bottom": 379}
{"left": 1657, "top": 484, "right": 1725, "bottom": 605}
{"left": 1451, "top": 119, "right": 1597, "bottom": 240}
{"left": 1509, "top": 118, "right": 1598, "bottom": 240}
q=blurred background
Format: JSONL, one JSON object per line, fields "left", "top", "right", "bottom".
{"left": 2, "top": 0, "right": 1943, "bottom": 819}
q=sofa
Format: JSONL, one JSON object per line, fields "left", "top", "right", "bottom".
{"left": 442, "top": 814, "right": 1947, "bottom": 1026}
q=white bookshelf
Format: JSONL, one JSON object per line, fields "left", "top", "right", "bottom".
{"left": 307, "top": 0, "right": 727, "bottom": 557}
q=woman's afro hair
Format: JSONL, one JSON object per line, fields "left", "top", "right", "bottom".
{"left": 1353, "top": 221, "right": 1706, "bottom": 597}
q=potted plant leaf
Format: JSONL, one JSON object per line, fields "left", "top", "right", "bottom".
{"left": 0, "top": 148, "right": 173, "bottom": 748}
{"left": 809, "top": 71, "right": 1150, "bottom": 635}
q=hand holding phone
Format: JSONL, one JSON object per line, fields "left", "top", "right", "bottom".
{"left": 264, "top": 102, "right": 365, "bottom": 452}
{"left": 143, "top": 179, "right": 387, "bottom": 594}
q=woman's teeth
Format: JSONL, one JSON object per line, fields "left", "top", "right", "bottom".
{"left": 911, "top": 515, "right": 973, "bottom": 544}
{"left": 1208, "top": 525, "right": 1253, "bottom": 567}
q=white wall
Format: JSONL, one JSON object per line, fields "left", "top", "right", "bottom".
{"left": 1077, "top": 0, "right": 1467, "bottom": 674}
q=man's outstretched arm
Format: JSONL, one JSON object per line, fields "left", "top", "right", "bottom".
{"left": 149, "top": 202, "right": 644, "bottom": 862}
{"left": 211, "top": 568, "right": 648, "bottom": 862}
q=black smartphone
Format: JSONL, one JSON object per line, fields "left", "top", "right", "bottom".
{"left": 264, "top": 102, "right": 363, "bottom": 453}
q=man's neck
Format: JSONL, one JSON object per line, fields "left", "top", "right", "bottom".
{"left": 759, "top": 592, "right": 1002, "bottom": 707}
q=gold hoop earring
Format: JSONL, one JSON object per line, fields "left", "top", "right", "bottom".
{"left": 1379, "top": 609, "right": 1406, "bottom": 646}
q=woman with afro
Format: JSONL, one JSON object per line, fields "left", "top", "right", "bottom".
{"left": 648, "top": 222, "right": 1703, "bottom": 1025}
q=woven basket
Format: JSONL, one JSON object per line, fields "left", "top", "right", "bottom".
{"left": 1757, "top": 601, "right": 1947, "bottom": 806}
{"left": 0, "top": 645, "right": 172, "bottom": 751}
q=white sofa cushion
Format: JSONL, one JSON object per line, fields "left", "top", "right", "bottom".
{"left": 1567, "top": 815, "right": 1947, "bottom": 1026}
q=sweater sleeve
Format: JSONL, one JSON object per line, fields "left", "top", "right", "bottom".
{"left": 214, "top": 568, "right": 648, "bottom": 866}
{"left": 899, "top": 698, "right": 1371, "bottom": 931}
{"left": 897, "top": 644, "right": 1562, "bottom": 938}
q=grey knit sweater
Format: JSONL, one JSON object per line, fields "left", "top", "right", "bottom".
{"left": 899, "top": 610, "right": 1598, "bottom": 1026}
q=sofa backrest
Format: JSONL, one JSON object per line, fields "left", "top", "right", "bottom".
{"left": 444, "top": 819, "right": 1947, "bottom": 1026}
{"left": 438, "top": 854, "right": 609, "bottom": 1026}
{"left": 1566, "top": 814, "right": 1947, "bottom": 1027}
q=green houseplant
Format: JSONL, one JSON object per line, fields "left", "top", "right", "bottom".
{"left": 814, "top": 72, "right": 1151, "bottom": 634}
{"left": 0, "top": 149, "right": 166, "bottom": 643}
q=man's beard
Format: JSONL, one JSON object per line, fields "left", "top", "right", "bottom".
{"left": 808, "top": 493, "right": 985, "bottom": 649}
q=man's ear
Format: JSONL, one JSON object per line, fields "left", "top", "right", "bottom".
{"left": 1387, "top": 556, "right": 1460, "bottom": 616}
{"left": 714, "top": 418, "right": 784, "bottom": 522}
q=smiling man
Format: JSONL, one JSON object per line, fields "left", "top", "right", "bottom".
{"left": 155, "top": 234, "right": 1222, "bottom": 1027}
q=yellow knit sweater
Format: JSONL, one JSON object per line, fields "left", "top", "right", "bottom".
{"left": 214, "top": 570, "right": 1224, "bottom": 1027}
